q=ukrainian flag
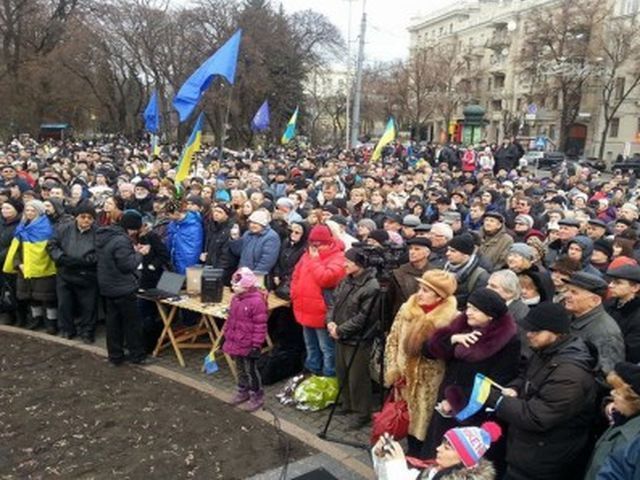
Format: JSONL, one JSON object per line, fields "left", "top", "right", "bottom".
{"left": 371, "top": 117, "right": 396, "bottom": 162}
{"left": 281, "top": 107, "right": 299, "bottom": 145}
{"left": 3, "top": 215, "right": 56, "bottom": 278}
{"left": 175, "top": 112, "right": 205, "bottom": 183}
{"left": 456, "top": 373, "right": 494, "bottom": 421}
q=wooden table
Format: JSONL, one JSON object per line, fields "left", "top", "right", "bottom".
{"left": 149, "top": 288, "right": 289, "bottom": 379}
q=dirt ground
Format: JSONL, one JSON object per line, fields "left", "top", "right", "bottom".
{"left": 0, "top": 332, "right": 315, "bottom": 479}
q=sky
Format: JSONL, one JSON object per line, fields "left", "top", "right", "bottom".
{"left": 278, "top": 0, "right": 459, "bottom": 64}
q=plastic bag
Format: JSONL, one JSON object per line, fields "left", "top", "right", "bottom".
{"left": 293, "top": 375, "right": 339, "bottom": 411}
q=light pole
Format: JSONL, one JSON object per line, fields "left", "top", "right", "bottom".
{"left": 350, "top": 0, "right": 367, "bottom": 149}
{"left": 345, "top": 0, "right": 356, "bottom": 150}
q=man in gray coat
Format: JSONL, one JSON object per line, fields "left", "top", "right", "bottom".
{"left": 563, "top": 271, "right": 625, "bottom": 375}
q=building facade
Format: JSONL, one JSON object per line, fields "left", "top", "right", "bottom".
{"left": 408, "top": 0, "right": 640, "bottom": 161}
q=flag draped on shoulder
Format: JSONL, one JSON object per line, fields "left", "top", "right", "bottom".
{"left": 281, "top": 107, "right": 299, "bottom": 145}
{"left": 3, "top": 215, "right": 56, "bottom": 278}
{"left": 175, "top": 112, "right": 205, "bottom": 183}
{"left": 173, "top": 29, "right": 242, "bottom": 122}
{"left": 371, "top": 117, "right": 396, "bottom": 162}
{"left": 251, "top": 100, "right": 270, "bottom": 132}
{"left": 143, "top": 90, "right": 160, "bottom": 134}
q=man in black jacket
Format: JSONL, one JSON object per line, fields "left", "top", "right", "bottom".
{"left": 96, "top": 210, "right": 148, "bottom": 365}
{"left": 47, "top": 200, "right": 99, "bottom": 342}
{"left": 490, "top": 302, "right": 597, "bottom": 480}
{"left": 326, "top": 248, "right": 379, "bottom": 429}
{"left": 605, "top": 265, "right": 640, "bottom": 363}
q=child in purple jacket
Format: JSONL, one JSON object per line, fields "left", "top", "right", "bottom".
{"left": 224, "top": 267, "right": 268, "bottom": 411}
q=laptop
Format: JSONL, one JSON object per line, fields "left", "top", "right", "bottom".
{"left": 140, "top": 271, "right": 185, "bottom": 299}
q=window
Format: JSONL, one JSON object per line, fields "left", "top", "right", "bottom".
{"left": 488, "top": 77, "right": 492, "bottom": 90}
{"left": 516, "top": 97, "right": 522, "bottom": 111}
{"left": 637, "top": 117, "right": 640, "bottom": 134}
{"left": 449, "top": 23, "right": 453, "bottom": 33}
{"left": 491, "top": 99, "right": 502, "bottom": 111}
{"left": 610, "top": 118, "right": 620, "bottom": 138}
{"left": 549, "top": 124, "right": 556, "bottom": 139}
{"left": 552, "top": 94, "right": 559, "bottom": 110}
{"left": 494, "top": 75, "right": 505, "bottom": 89}
{"left": 615, "top": 77, "right": 626, "bottom": 100}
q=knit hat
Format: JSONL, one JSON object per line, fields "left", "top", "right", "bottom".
{"left": 276, "top": 197, "right": 295, "bottom": 210}
{"left": 25, "top": 199, "right": 46, "bottom": 216}
{"left": 524, "top": 229, "right": 546, "bottom": 242}
{"left": 468, "top": 288, "right": 508, "bottom": 318}
{"left": 608, "top": 256, "right": 639, "bottom": 270}
{"left": 185, "top": 195, "right": 204, "bottom": 208}
{"left": 308, "top": 225, "right": 334, "bottom": 245}
{"left": 213, "top": 203, "right": 232, "bottom": 217}
{"left": 416, "top": 270, "right": 457, "bottom": 299}
{"left": 120, "top": 209, "right": 143, "bottom": 230}
{"left": 520, "top": 301, "right": 571, "bottom": 334}
{"left": 248, "top": 210, "right": 270, "bottom": 227}
{"left": 448, "top": 234, "right": 475, "bottom": 255}
{"left": 3, "top": 198, "right": 23, "bottom": 215}
{"left": 357, "top": 218, "right": 377, "bottom": 232}
{"left": 444, "top": 422, "right": 502, "bottom": 468}
{"left": 231, "top": 267, "right": 258, "bottom": 290}
{"left": 514, "top": 214, "right": 534, "bottom": 229}
{"left": 369, "top": 229, "right": 390, "bottom": 245}
{"left": 593, "top": 239, "right": 613, "bottom": 259}
{"left": 345, "top": 248, "right": 366, "bottom": 268}
{"left": 74, "top": 200, "right": 96, "bottom": 218}
{"left": 509, "top": 243, "right": 535, "bottom": 261}
{"left": 613, "top": 362, "right": 640, "bottom": 396}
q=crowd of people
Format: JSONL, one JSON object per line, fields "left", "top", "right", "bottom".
{"left": 1, "top": 135, "right": 639, "bottom": 479}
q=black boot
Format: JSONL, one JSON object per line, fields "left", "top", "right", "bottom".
{"left": 26, "top": 316, "right": 44, "bottom": 330}
{"left": 45, "top": 318, "right": 58, "bottom": 335}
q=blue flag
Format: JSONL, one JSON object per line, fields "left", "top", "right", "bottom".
{"left": 173, "top": 29, "right": 242, "bottom": 122}
{"left": 251, "top": 100, "right": 270, "bottom": 132}
{"left": 143, "top": 90, "right": 160, "bottom": 134}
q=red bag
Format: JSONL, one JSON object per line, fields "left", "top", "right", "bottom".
{"left": 370, "top": 383, "right": 409, "bottom": 445}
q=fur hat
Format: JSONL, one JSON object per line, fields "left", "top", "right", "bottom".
{"left": 468, "top": 288, "right": 508, "bottom": 318}
{"left": 444, "top": 422, "right": 502, "bottom": 468}
{"left": 613, "top": 362, "right": 640, "bottom": 396}
{"left": 248, "top": 210, "right": 270, "bottom": 227}
{"left": 416, "top": 270, "right": 457, "bottom": 299}
{"left": 520, "top": 301, "right": 570, "bottom": 334}
{"left": 345, "top": 248, "right": 366, "bottom": 268}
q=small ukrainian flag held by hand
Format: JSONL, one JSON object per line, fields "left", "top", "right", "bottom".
{"left": 203, "top": 349, "right": 219, "bottom": 374}
{"left": 455, "top": 373, "right": 495, "bottom": 421}
{"left": 281, "top": 106, "right": 299, "bottom": 145}
{"left": 371, "top": 117, "right": 396, "bottom": 162}
{"left": 175, "top": 112, "right": 204, "bottom": 183}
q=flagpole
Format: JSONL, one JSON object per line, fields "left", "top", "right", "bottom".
{"left": 219, "top": 85, "right": 233, "bottom": 163}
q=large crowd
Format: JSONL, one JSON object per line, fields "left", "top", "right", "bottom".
{"left": 1, "top": 135, "right": 639, "bottom": 479}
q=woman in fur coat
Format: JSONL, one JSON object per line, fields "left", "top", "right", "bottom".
{"left": 384, "top": 270, "right": 458, "bottom": 457}
{"left": 422, "top": 288, "right": 520, "bottom": 474}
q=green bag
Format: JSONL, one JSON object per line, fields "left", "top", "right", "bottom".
{"left": 293, "top": 375, "right": 339, "bottom": 411}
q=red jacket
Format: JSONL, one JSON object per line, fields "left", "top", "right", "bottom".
{"left": 290, "top": 243, "right": 346, "bottom": 328}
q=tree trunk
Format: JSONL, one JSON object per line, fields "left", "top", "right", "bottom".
{"left": 598, "top": 119, "right": 610, "bottom": 162}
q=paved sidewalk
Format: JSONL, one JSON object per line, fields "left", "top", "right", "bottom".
{"left": 1, "top": 324, "right": 375, "bottom": 479}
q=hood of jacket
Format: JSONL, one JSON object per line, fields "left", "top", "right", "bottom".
{"left": 96, "top": 225, "right": 128, "bottom": 249}
{"left": 569, "top": 235, "right": 594, "bottom": 267}
{"left": 535, "top": 335, "right": 597, "bottom": 372}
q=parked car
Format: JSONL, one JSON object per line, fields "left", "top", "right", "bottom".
{"left": 522, "top": 150, "right": 544, "bottom": 169}
{"left": 538, "top": 151, "right": 565, "bottom": 169}
{"left": 614, "top": 156, "right": 640, "bottom": 175}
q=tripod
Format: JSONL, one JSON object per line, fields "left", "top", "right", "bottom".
{"left": 317, "top": 284, "right": 389, "bottom": 450}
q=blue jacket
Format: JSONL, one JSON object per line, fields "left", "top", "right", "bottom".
{"left": 597, "top": 435, "right": 640, "bottom": 479}
{"left": 231, "top": 226, "right": 281, "bottom": 275}
{"left": 166, "top": 211, "right": 203, "bottom": 274}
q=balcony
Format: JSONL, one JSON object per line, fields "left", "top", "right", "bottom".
{"left": 486, "top": 30, "right": 510, "bottom": 52}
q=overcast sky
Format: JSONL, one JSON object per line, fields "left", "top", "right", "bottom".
{"left": 279, "top": 0, "right": 459, "bottom": 64}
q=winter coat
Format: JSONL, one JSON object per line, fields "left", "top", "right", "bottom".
{"left": 138, "top": 230, "right": 171, "bottom": 290}
{"left": 126, "top": 195, "right": 154, "bottom": 214}
{"left": 231, "top": 225, "right": 281, "bottom": 275}
{"left": 604, "top": 296, "right": 640, "bottom": 363}
{"left": 327, "top": 268, "right": 379, "bottom": 345}
{"left": 421, "top": 460, "right": 495, "bottom": 480}
{"left": 570, "top": 304, "right": 625, "bottom": 375}
{"left": 271, "top": 223, "right": 308, "bottom": 291}
{"left": 47, "top": 221, "right": 97, "bottom": 285}
{"left": 0, "top": 217, "right": 19, "bottom": 268}
{"left": 204, "top": 218, "right": 238, "bottom": 285}
{"left": 166, "top": 211, "right": 204, "bottom": 274}
{"left": 290, "top": 242, "right": 345, "bottom": 328}
{"left": 445, "top": 255, "right": 490, "bottom": 309}
{"left": 570, "top": 235, "right": 603, "bottom": 277}
{"left": 496, "top": 336, "right": 597, "bottom": 480}
{"left": 595, "top": 435, "right": 640, "bottom": 480}
{"left": 585, "top": 414, "right": 640, "bottom": 480}
{"left": 422, "top": 312, "right": 520, "bottom": 459}
{"left": 222, "top": 288, "right": 268, "bottom": 357}
{"left": 384, "top": 295, "right": 458, "bottom": 441}
{"left": 96, "top": 225, "right": 142, "bottom": 297}
{"left": 429, "top": 245, "right": 448, "bottom": 269}
{"left": 478, "top": 226, "right": 513, "bottom": 271}
{"left": 388, "top": 261, "right": 433, "bottom": 318}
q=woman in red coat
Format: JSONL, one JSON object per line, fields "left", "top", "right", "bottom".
{"left": 290, "top": 225, "right": 345, "bottom": 377}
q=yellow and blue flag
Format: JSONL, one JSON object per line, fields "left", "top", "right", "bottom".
{"left": 371, "top": 117, "right": 396, "bottom": 162}
{"left": 456, "top": 373, "right": 494, "bottom": 421}
{"left": 203, "top": 349, "right": 219, "bottom": 374}
{"left": 281, "top": 106, "right": 299, "bottom": 145}
{"left": 173, "top": 29, "right": 242, "bottom": 122}
{"left": 3, "top": 215, "right": 56, "bottom": 278}
{"left": 175, "top": 112, "right": 205, "bottom": 183}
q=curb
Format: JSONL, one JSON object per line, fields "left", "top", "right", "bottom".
{"left": 0, "top": 325, "right": 374, "bottom": 479}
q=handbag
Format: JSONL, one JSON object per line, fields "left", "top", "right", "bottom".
{"left": 370, "top": 381, "right": 409, "bottom": 445}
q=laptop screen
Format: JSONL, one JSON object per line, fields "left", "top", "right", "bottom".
{"left": 156, "top": 271, "right": 185, "bottom": 294}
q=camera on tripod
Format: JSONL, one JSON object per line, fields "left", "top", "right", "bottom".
{"left": 352, "top": 241, "right": 405, "bottom": 284}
